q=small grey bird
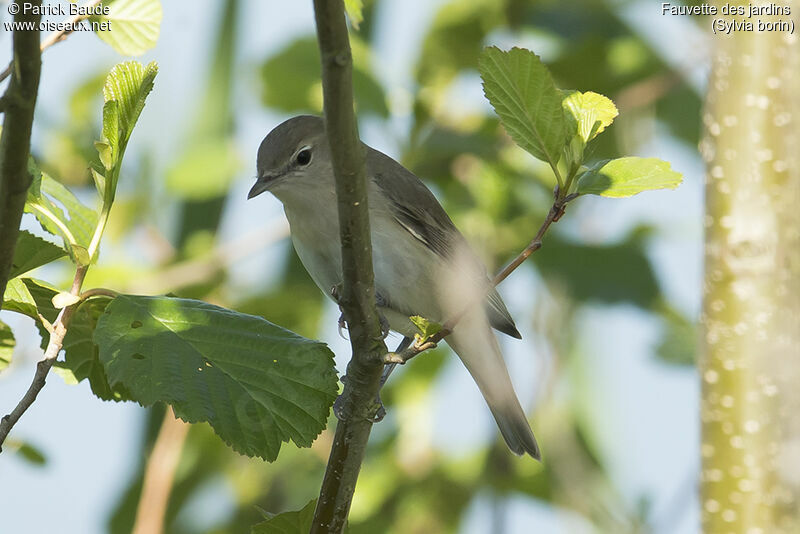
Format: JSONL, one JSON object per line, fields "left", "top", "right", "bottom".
{"left": 248, "top": 115, "right": 540, "bottom": 459}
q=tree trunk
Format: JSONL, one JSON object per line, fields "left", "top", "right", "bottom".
{"left": 700, "top": 7, "right": 800, "bottom": 533}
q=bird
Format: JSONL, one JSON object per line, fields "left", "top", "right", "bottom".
{"left": 248, "top": 115, "right": 540, "bottom": 459}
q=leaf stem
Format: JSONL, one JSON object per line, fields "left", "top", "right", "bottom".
{"left": 28, "top": 202, "right": 79, "bottom": 246}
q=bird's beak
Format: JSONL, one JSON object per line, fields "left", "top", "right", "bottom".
{"left": 247, "top": 173, "right": 279, "bottom": 199}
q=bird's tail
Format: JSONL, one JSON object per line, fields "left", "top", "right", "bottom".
{"left": 446, "top": 314, "right": 541, "bottom": 460}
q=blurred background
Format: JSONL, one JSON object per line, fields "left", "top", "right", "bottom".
{"left": 0, "top": 0, "right": 708, "bottom": 532}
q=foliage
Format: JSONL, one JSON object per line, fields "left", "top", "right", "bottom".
{"left": 95, "top": 295, "right": 338, "bottom": 460}
{"left": 90, "top": 0, "right": 164, "bottom": 56}
{"left": 0, "top": 1, "right": 701, "bottom": 533}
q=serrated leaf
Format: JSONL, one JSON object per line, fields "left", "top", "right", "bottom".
{"left": 479, "top": 47, "right": 566, "bottom": 166}
{"left": 576, "top": 157, "right": 683, "bottom": 197}
{"left": 252, "top": 500, "right": 317, "bottom": 534}
{"left": 562, "top": 90, "right": 618, "bottom": 144}
{"left": 90, "top": 0, "right": 163, "bottom": 56}
{"left": 101, "top": 61, "right": 158, "bottom": 165}
{"left": 2, "top": 278, "right": 38, "bottom": 318}
{"left": 166, "top": 141, "right": 241, "bottom": 200}
{"left": 94, "top": 295, "right": 339, "bottom": 460}
{"left": 15, "top": 280, "right": 124, "bottom": 400}
{"left": 57, "top": 297, "right": 127, "bottom": 400}
{"left": 410, "top": 315, "right": 443, "bottom": 342}
{"left": 24, "top": 173, "right": 99, "bottom": 250}
{"left": 10, "top": 231, "right": 66, "bottom": 278}
{"left": 97, "top": 61, "right": 158, "bottom": 204}
{"left": 0, "top": 320, "right": 14, "bottom": 372}
{"left": 344, "top": 0, "right": 364, "bottom": 29}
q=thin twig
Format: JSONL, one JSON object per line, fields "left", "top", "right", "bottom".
{"left": 0, "top": 0, "right": 103, "bottom": 84}
{"left": 310, "top": 0, "right": 387, "bottom": 532}
{"left": 0, "top": 264, "right": 88, "bottom": 449}
{"left": 385, "top": 190, "right": 573, "bottom": 366}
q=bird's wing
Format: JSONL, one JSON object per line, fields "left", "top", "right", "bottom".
{"left": 368, "top": 147, "right": 521, "bottom": 339}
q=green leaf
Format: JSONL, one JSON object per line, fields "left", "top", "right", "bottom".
{"left": 2, "top": 278, "right": 38, "bottom": 318}
{"left": 562, "top": 90, "right": 618, "bottom": 144}
{"left": 410, "top": 315, "right": 443, "bottom": 343}
{"left": 12, "top": 278, "right": 125, "bottom": 400}
{"left": 90, "top": 0, "right": 163, "bottom": 56}
{"left": 56, "top": 297, "right": 128, "bottom": 400}
{"left": 252, "top": 500, "right": 317, "bottom": 534}
{"left": 344, "top": 0, "right": 364, "bottom": 29}
{"left": 10, "top": 231, "right": 66, "bottom": 278}
{"left": 479, "top": 47, "right": 567, "bottom": 167}
{"left": 94, "top": 295, "right": 339, "bottom": 461}
{"left": 100, "top": 61, "right": 158, "bottom": 173}
{"left": 576, "top": 157, "right": 683, "bottom": 198}
{"left": 166, "top": 141, "right": 241, "bottom": 200}
{"left": 260, "top": 36, "right": 388, "bottom": 117}
{"left": 0, "top": 320, "right": 14, "bottom": 372}
{"left": 24, "top": 172, "right": 99, "bottom": 250}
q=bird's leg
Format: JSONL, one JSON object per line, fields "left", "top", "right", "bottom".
{"left": 332, "top": 285, "right": 390, "bottom": 340}
{"left": 374, "top": 292, "right": 391, "bottom": 339}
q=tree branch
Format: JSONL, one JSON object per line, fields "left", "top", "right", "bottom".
{"left": 131, "top": 407, "right": 190, "bottom": 534}
{"left": 310, "top": 1, "right": 387, "bottom": 532}
{"left": 0, "top": 264, "right": 88, "bottom": 449}
{"left": 0, "top": 1, "right": 43, "bottom": 311}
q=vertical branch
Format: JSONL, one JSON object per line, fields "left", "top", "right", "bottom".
{"left": 0, "top": 1, "right": 43, "bottom": 309}
{"left": 701, "top": 5, "right": 800, "bottom": 532}
{"left": 310, "top": 0, "right": 387, "bottom": 532}
{"left": 132, "top": 408, "right": 190, "bottom": 534}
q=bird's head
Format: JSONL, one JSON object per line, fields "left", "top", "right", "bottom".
{"left": 248, "top": 115, "right": 332, "bottom": 203}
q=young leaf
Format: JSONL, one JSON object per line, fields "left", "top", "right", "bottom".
{"left": 52, "top": 292, "right": 81, "bottom": 309}
{"left": 90, "top": 0, "right": 163, "bottom": 56}
{"left": 344, "top": 0, "right": 364, "bottom": 29}
{"left": 479, "top": 47, "right": 566, "bottom": 168}
{"left": 252, "top": 500, "right": 317, "bottom": 534}
{"left": 0, "top": 320, "right": 14, "bottom": 372}
{"left": 576, "top": 157, "right": 683, "bottom": 198}
{"left": 10, "top": 231, "right": 66, "bottom": 278}
{"left": 562, "top": 90, "right": 618, "bottom": 144}
{"left": 24, "top": 172, "right": 99, "bottom": 250}
{"left": 94, "top": 295, "right": 339, "bottom": 461}
{"left": 410, "top": 315, "right": 443, "bottom": 343}
{"left": 100, "top": 61, "right": 158, "bottom": 173}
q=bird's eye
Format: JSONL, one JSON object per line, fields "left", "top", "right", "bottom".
{"left": 295, "top": 148, "right": 312, "bottom": 166}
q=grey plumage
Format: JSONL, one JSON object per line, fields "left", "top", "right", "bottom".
{"left": 249, "top": 115, "right": 539, "bottom": 459}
